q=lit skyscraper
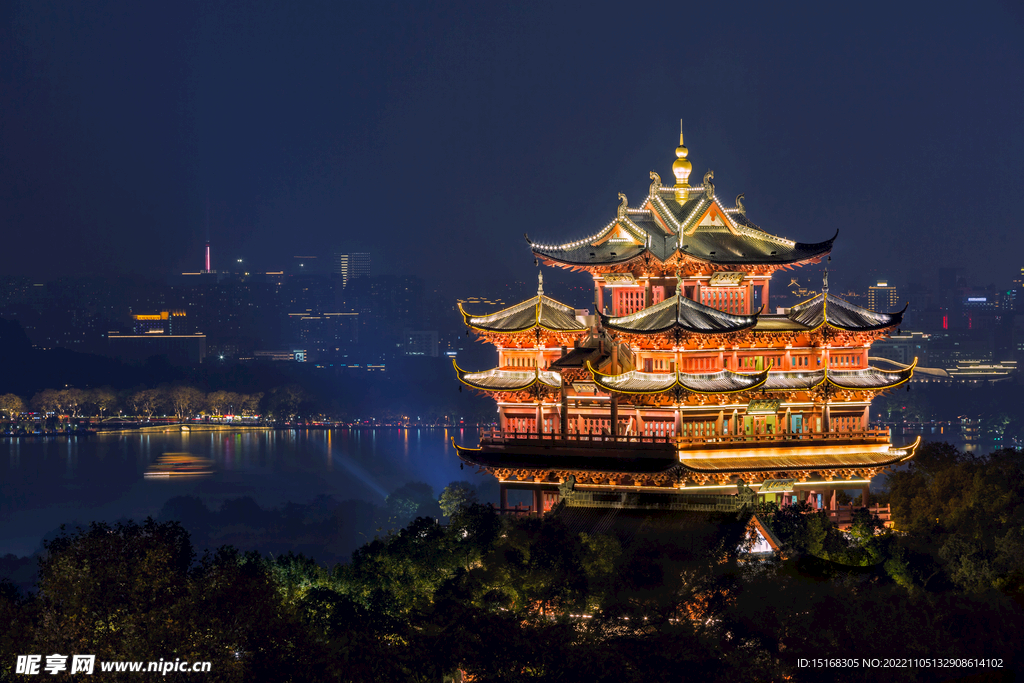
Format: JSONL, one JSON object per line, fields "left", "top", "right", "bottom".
{"left": 867, "top": 280, "right": 898, "bottom": 312}
{"left": 333, "top": 252, "right": 370, "bottom": 288}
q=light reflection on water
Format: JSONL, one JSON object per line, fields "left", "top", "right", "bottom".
{"left": 0, "top": 427, "right": 484, "bottom": 557}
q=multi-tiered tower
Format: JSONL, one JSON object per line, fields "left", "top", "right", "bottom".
{"left": 454, "top": 131, "right": 918, "bottom": 515}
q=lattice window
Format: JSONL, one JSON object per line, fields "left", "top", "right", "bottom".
{"left": 643, "top": 420, "right": 673, "bottom": 438}
{"left": 507, "top": 417, "right": 537, "bottom": 433}
{"left": 613, "top": 288, "right": 646, "bottom": 316}
{"left": 682, "top": 420, "right": 716, "bottom": 438}
{"left": 700, "top": 287, "right": 746, "bottom": 314}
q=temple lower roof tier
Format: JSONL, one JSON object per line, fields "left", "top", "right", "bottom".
{"left": 589, "top": 362, "right": 915, "bottom": 395}
{"left": 783, "top": 292, "right": 906, "bottom": 331}
{"left": 454, "top": 362, "right": 562, "bottom": 391}
{"left": 678, "top": 437, "right": 920, "bottom": 473}
{"left": 460, "top": 294, "right": 586, "bottom": 333}
{"left": 454, "top": 361, "right": 915, "bottom": 394}
{"left": 589, "top": 363, "right": 770, "bottom": 395}
{"left": 601, "top": 293, "right": 758, "bottom": 334}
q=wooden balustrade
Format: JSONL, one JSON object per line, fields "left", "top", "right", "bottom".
{"left": 480, "top": 427, "right": 891, "bottom": 449}
{"left": 827, "top": 504, "right": 892, "bottom": 529}
{"left": 480, "top": 429, "right": 675, "bottom": 447}
{"left": 674, "top": 428, "right": 891, "bottom": 447}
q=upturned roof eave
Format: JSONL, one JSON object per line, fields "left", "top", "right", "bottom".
{"left": 587, "top": 362, "right": 770, "bottom": 395}
{"left": 678, "top": 437, "right": 921, "bottom": 473}
{"left": 532, "top": 247, "right": 649, "bottom": 267}
{"left": 459, "top": 297, "right": 586, "bottom": 334}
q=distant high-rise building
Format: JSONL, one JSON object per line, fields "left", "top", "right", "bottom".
{"left": 131, "top": 310, "right": 187, "bottom": 335}
{"left": 868, "top": 280, "right": 899, "bottom": 312}
{"left": 333, "top": 253, "right": 370, "bottom": 288}
{"left": 1013, "top": 268, "right": 1024, "bottom": 312}
{"left": 404, "top": 329, "right": 439, "bottom": 357}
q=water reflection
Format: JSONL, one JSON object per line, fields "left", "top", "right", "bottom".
{"left": 145, "top": 453, "right": 215, "bottom": 478}
{"left": 1, "top": 427, "right": 486, "bottom": 557}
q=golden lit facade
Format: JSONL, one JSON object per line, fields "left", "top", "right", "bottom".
{"left": 454, "top": 133, "right": 917, "bottom": 513}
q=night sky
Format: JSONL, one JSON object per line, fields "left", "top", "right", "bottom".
{"left": 2, "top": 1, "right": 1022, "bottom": 296}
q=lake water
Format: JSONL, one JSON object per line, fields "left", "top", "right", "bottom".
{"left": 0, "top": 428, "right": 488, "bottom": 557}
{"left": 1, "top": 427, "right": 999, "bottom": 558}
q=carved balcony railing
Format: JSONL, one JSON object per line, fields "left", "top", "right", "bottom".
{"left": 675, "top": 428, "right": 891, "bottom": 448}
{"left": 478, "top": 427, "right": 892, "bottom": 450}
{"left": 827, "top": 503, "right": 892, "bottom": 528}
{"left": 480, "top": 429, "right": 675, "bottom": 450}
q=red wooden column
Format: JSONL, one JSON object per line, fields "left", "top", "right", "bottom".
{"left": 610, "top": 394, "right": 619, "bottom": 436}
{"left": 500, "top": 484, "right": 508, "bottom": 512}
{"left": 533, "top": 488, "right": 542, "bottom": 514}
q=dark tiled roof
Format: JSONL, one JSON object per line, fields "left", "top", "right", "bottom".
{"left": 648, "top": 192, "right": 707, "bottom": 233}
{"left": 786, "top": 293, "right": 904, "bottom": 331}
{"left": 531, "top": 184, "right": 835, "bottom": 267}
{"left": 754, "top": 315, "right": 812, "bottom": 332}
{"left": 602, "top": 293, "right": 758, "bottom": 334}
{"left": 758, "top": 364, "right": 914, "bottom": 391}
{"left": 590, "top": 365, "right": 769, "bottom": 395}
{"left": 764, "top": 370, "right": 826, "bottom": 391}
{"left": 533, "top": 240, "right": 647, "bottom": 267}
{"left": 454, "top": 362, "right": 561, "bottom": 392}
{"left": 549, "top": 344, "right": 608, "bottom": 370}
{"left": 629, "top": 213, "right": 676, "bottom": 261}
{"left": 828, "top": 362, "right": 916, "bottom": 390}
{"left": 584, "top": 363, "right": 914, "bottom": 395}
{"left": 679, "top": 225, "right": 836, "bottom": 266}
{"left": 461, "top": 295, "right": 586, "bottom": 333}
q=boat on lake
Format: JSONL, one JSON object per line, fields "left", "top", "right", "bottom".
{"left": 144, "top": 452, "right": 215, "bottom": 477}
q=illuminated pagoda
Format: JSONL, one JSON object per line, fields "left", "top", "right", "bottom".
{"left": 454, "top": 129, "right": 918, "bottom": 516}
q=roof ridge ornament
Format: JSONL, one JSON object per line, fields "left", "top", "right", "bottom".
{"left": 672, "top": 121, "right": 693, "bottom": 205}
{"left": 735, "top": 193, "right": 745, "bottom": 215}
{"left": 537, "top": 269, "right": 544, "bottom": 296}
{"left": 617, "top": 193, "right": 628, "bottom": 218}
{"left": 703, "top": 169, "right": 715, "bottom": 200}
{"left": 649, "top": 171, "right": 661, "bottom": 196}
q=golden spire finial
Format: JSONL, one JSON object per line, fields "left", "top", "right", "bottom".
{"left": 537, "top": 269, "right": 544, "bottom": 296}
{"left": 672, "top": 120, "right": 693, "bottom": 205}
